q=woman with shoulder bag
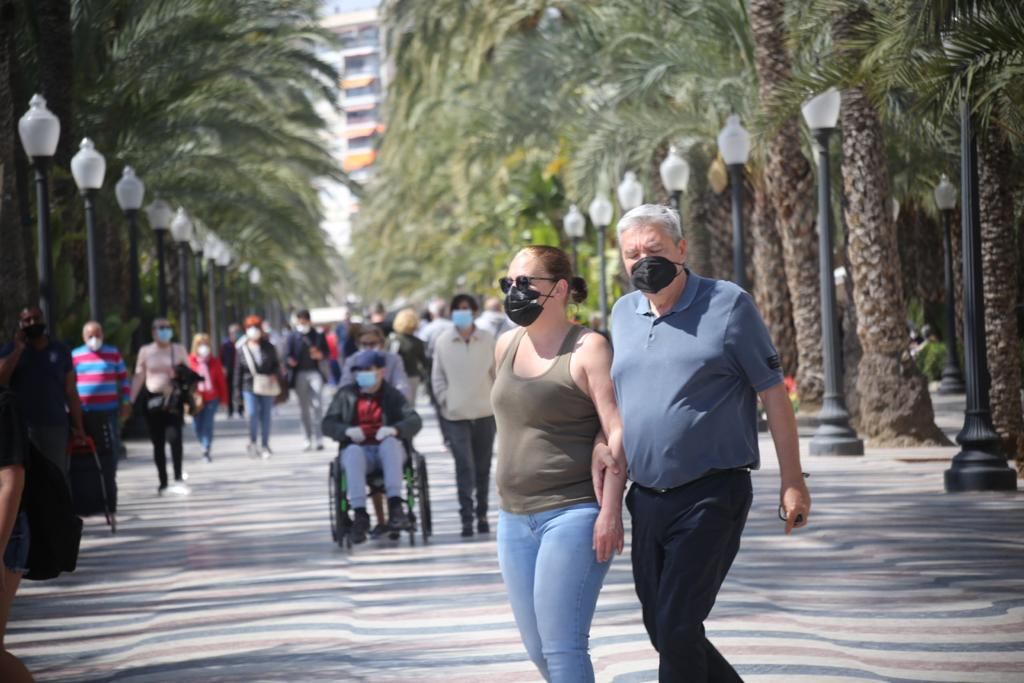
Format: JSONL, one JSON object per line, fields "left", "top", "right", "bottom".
{"left": 188, "top": 333, "right": 228, "bottom": 463}
{"left": 130, "top": 319, "right": 191, "bottom": 496}
{"left": 234, "top": 315, "right": 280, "bottom": 460}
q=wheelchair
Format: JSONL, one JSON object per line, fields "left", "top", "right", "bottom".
{"left": 328, "top": 440, "right": 432, "bottom": 549}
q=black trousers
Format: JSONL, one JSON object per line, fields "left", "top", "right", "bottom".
{"left": 626, "top": 470, "right": 752, "bottom": 683}
{"left": 146, "top": 410, "right": 184, "bottom": 488}
{"left": 446, "top": 416, "right": 496, "bottom": 523}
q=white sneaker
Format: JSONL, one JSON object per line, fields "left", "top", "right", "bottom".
{"left": 168, "top": 481, "right": 191, "bottom": 496}
{"left": 302, "top": 440, "right": 313, "bottom": 452}
{"left": 260, "top": 446, "right": 272, "bottom": 460}
{"left": 180, "top": 470, "right": 189, "bottom": 482}
{"left": 247, "top": 443, "right": 259, "bottom": 458}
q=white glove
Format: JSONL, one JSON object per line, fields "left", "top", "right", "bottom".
{"left": 345, "top": 427, "right": 366, "bottom": 443}
{"left": 376, "top": 426, "right": 398, "bottom": 440}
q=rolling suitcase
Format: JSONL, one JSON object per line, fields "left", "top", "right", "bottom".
{"left": 69, "top": 416, "right": 117, "bottom": 534}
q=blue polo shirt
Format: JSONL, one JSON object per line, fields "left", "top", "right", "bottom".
{"left": 610, "top": 270, "right": 783, "bottom": 489}
{"left": 0, "top": 339, "right": 73, "bottom": 427}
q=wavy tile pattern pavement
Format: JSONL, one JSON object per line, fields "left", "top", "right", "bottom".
{"left": 10, "top": 396, "right": 1024, "bottom": 682}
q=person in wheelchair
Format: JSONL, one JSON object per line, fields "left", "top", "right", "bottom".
{"left": 322, "top": 350, "right": 422, "bottom": 543}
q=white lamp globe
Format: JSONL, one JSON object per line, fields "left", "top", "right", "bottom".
{"left": 563, "top": 204, "right": 586, "bottom": 239}
{"left": 801, "top": 87, "right": 841, "bottom": 130}
{"left": 588, "top": 195, "right": 613, "bottom": 228}
{"left": 169, "top": 207, "right": 194, "bottom": 244}
{"left": 115, "top": 166, "right": 145, "bottom": 211}
{"left": 659, "top": 147, "right": 691, "bottom": 192}
{"left": 717, "top": 115, "right": 751, "bottom": 166}
{"left": 249, "top": 267, "right": 261, "bottom": 285}
{"left": 617, "top": 171, "right": 644, "bottom": 211}
{"left": 71, "top": 138, "right": 107, "bottom": 191}
{"left": 933, "top": 174, "right": 957, "bottom": 211}
{"left": 146, "top": 199, "right": 174, "bottom": 232}
{"left": 18, "top": 94, "right": 61, "bottom": 159}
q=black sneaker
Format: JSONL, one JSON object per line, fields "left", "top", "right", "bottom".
{"left": 369, "top": 523, "right": 388, "bottom": 539}
{"left": 386, "top": 497, "right": 411, "bottom": 534}
{"left": 351, "top": 508, "right": 371, "bottom": 544}
{"left": 461, "top": 521, "right": 474, "bottom": 538}
{"left": 477, "top": 518, "right": 490, "bottom": 534}
{"left": 203, "top": 451, "right": 212, "bottom": 463}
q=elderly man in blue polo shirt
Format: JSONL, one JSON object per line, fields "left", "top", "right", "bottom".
{"left": 599, "top": 204, "right": 811, "bottom": 682}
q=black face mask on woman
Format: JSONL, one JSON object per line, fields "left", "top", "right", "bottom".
{"left": 630, "top": 256, "right": 684, "bottom": 294}
{"left": 504, "top": 284, "right": 557, "bottom": 327}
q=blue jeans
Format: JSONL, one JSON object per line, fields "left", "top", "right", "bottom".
{"left": 4, "top": 511, "right": 29, "bottom": 573}
{"left": 242, "top": 392, "right": 273, "bottom": 447}
{"left": 191, "top": 399, "right": 219, "bottom": 451}
{"left": 497, "top": 502, "right": 612, "bottom": 682}
{"left": 340, "top": 438, "right": 405, "bottom": 509}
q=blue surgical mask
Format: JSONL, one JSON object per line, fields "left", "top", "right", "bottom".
{"left": 157, "top": 328, "right": 173, "bottom": 343}
{"left": 452, "top": 309, "right": 474, "bottom": 330}
{"left": 355, "top": 370, "right": 378, "bottom": 389}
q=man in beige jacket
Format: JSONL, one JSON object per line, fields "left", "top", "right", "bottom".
{"left": 431, "top": 293, "right": 496, "bottom": 538}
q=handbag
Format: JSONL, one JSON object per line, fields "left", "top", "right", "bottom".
{"left": 243, "top": 344, "right": 281, "bottom": 398}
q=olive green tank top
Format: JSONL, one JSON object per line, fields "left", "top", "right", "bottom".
{"left": 492, "top": 326, "right": 601, "bottom": 514}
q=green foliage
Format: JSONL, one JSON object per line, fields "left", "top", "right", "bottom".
{"left": 915, "top": 341, "right": 947, "bottom": 382}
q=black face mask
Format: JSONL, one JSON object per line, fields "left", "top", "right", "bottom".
{"left": 630, "top": 256, "right": 684, "bottom": 294}
{"left": 504, "top": 283, "right": 556, "bottom": 327}
{"left": 23, "top": 323, "right": 46, "bottom": 339}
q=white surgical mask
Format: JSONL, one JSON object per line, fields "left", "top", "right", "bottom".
{"left": 86, "top": 336, "right": 103, "bottom": 352}
{"left": 295, "top": 324, "right": 310, "bottom": 334}
{"left": 246, "top": 327, "right": 262, "bottom": 340}
{"left": 197, "top": 344, "right": 211, "bottom": 358}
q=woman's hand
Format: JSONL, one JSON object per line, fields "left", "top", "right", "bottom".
{"left": 593, "top": 507, "right": 624, "bottom": 563}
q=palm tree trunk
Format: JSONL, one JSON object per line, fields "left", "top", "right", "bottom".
{"left": 749, "top": 0, "right": 824, "bottom": 407}
{"left": 752, "top": 181, "right": 798, "bottom": 377}
{"left": 978, "top": 127, "right": 1024, "bottom": 468}
{"left": 0, "top": 0, "right": 35, "bottom": 327}
{"left": 708, "top": 188, "right": 732, "bottom": 280}
{"left": 688, "top": 190, "right": 715, "bottom": 278}
{"left": 839, "top": 85, "right": 947, "bottom": 445}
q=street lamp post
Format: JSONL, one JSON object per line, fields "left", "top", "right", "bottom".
{"left": 170, "top": 208, "right": 194, "bottom": 343}
{"left": 587, "top": 194, "right": 614, "bottom": 332}
{"left": 145, "top": 199, "right": 174, "bottom": 317}
{"left": 249, "top": 267, "right": 262, "bottom": 317}
{"left": 802, "top": 88, "right": 864, "bottom": 456}
{"left": 71, "top": 138, "right": 107, "bottom": 322}
{"left": 240, "top": 262, "right": 252, "bottom": 315}
{"left": 659, "top": 146, "right": 690, "bottom": 220}
{"left": 115, "top": 167, "right": 146, "bottom": 351}
{"left": 190, "top": 232, "right": 206, "bottom": 333}
{"left": 205, "top": 235, "right": 221, "bottom": 343}
{"left": 18, "top": 95, "right": 61, "bottom": 329}
{"left": 933, "top": 174, "right": 966, "bottom": 395}
{"left": 717, "top": 116, "right": 752, "bottom": 290}
{"left": 943, "top": 80, "right": 1017, "bottom": 491}
{"left": 214, "top": 243, "right": 232, "bottom": 339}
{"left": 563, "top": 204, "right": 586, "bottom": 273}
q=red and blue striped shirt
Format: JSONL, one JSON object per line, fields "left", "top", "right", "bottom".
{"left": 72, "top": 344, "right": 130, "bottom": 413}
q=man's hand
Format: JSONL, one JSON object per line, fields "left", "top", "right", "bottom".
{"left": 309, "top": 347, "right": 324, "bottom": 361}
{"left": 591, "top": 441, "right": 621, "bottom": 507}
{"left": 13, "top": 327, "right": 26, "bottom": 350}
{"left": 376, "top": 425, "right": 397, "bottom": 440}
{"left": 287, "top": 357, "right": 299, "bottom": 368}
{"left": 119, "top": 403, "right": 132, "bottom": 420}
{"left": 344, "top": 426, "right": 366, "bottom": 443}
{"left": 592, "top": 508, "right": 624, "bottom": 563}
{"left": 780, "top": 477, "right": 811, "bottom": 535}
{"left": 71, "top": 424, "right": 87, "bottom": 441}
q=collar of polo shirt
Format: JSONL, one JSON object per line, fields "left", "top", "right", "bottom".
{"left": 634, "top": 267, "right": 700, "bottom": 318}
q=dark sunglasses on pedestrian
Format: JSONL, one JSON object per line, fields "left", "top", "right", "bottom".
{"left": 499, "top": 275, "right": 558, "bottom": 294}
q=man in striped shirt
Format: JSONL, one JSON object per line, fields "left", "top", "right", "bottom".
{"left": 72, "top": 321, "right": 131, "bottom": 459}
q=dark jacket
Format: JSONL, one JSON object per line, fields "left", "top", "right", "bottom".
{"left": 321, "top": 381, "right": 422, "bottom": 448}
{"left": 234, "top": 339, "right": 281, "bottom": 400}
{"left": 387, "top": 332, "right": 428, "bottom": 381}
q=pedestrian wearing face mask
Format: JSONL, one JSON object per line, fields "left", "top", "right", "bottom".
{"left": 130, "top": 319, "right": 191, "bottom": 495}
{"left": 431, "top": 294, "right": 497, "bottom": 538}
{"left": 491, "top": 246, "right": 627, "bottom": 681}
{"left": 0, "top": 306, "right": 86, "bottom": 479}
{"left": 234, "top": 315, "right": 281, "bottom": 459}
{"left": 72, "top": 321, "right": 131, "bottom": 462}
{"left": 339, "top": 325, "right": 410, "bottom": 398}
{"left": 287, "top": 309, "right": 330, "bottom": 451}
{"left": 188, "top": 333, "right": 228, "bottom": 462}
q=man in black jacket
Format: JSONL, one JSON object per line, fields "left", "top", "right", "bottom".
{"left": 322, "top": 350, "right": 422, "bottom": 543}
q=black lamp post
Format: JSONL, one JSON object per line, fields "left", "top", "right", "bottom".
{"left": 944, "top": 83, "right": 1017, "bottom": 492}
{"left": 145, "top": 199, "right": 173, "bottom": 317}
{"left": 115, "top": 167, "right": 146, "bottom": 351}
{"left": 18, "top": 95, "right": 61, "bottom": 330}
{"left": 563, "top": 204, "right": 586, "bottom": 273}
{"left": 587, "top": 194, "right": 614, "bottom": 332}
{"left": 933, "top": 174, "right": 966, "bottom": 395}
{"left": 248, "top": 266, "right": 262, "bottom": 316}
{"left": 71, "top": 138, "right": 107, "bottom": 322}
{"left": 802, "top": 88, "right": 864, "bottom": 456}
{"left": 718, "top": 115, "right": 752, "bottom": 290}
{"left": 190, "top": 233, "right": 206, "bottom": 333}
{"left": 170, "top": 207, "right": 194, "bottom": 343}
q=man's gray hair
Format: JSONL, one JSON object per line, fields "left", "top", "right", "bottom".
{"left": 616, "top": 204, "right": 683, "bottom": 242}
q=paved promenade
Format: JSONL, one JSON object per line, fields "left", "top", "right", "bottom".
{"left": 10, "top": 393, "right": 1024, "bottom": 682}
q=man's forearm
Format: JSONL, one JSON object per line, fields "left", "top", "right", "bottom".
{"left": 761, "top": 384, "right": 803, "bottom": 482}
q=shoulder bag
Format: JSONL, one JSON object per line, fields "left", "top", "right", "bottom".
{"left": 243, "top": 343, "right": 281, "bottom": 397}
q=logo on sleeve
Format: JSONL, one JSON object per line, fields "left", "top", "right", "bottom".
{"left": 766, "top": 354, "right": 781, "bottom": 370}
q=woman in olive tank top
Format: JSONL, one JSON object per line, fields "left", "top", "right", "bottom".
{"left": 492, "top": 246, "right": 627, "bottom": 682}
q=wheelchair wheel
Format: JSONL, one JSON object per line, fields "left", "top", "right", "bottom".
{"left": 328, "top": 458, "right": 350, "bottom": 549}
{"left": 415, "top": 452, "right": 432, "bottom": 543}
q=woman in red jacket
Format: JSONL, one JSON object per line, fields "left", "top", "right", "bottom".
{"left": 188, "top": 333, "right": 228, "bottom": 462}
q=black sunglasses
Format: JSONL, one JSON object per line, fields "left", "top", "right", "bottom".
{"left": 498, "top": 275, "right": 558, "bottom": 294}
{"left": 155, "top": 325, "right": 172, "bottom": 330}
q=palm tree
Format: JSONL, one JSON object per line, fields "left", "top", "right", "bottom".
{"left": 748, "top": 0, "right": 825, "bottom": 407}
